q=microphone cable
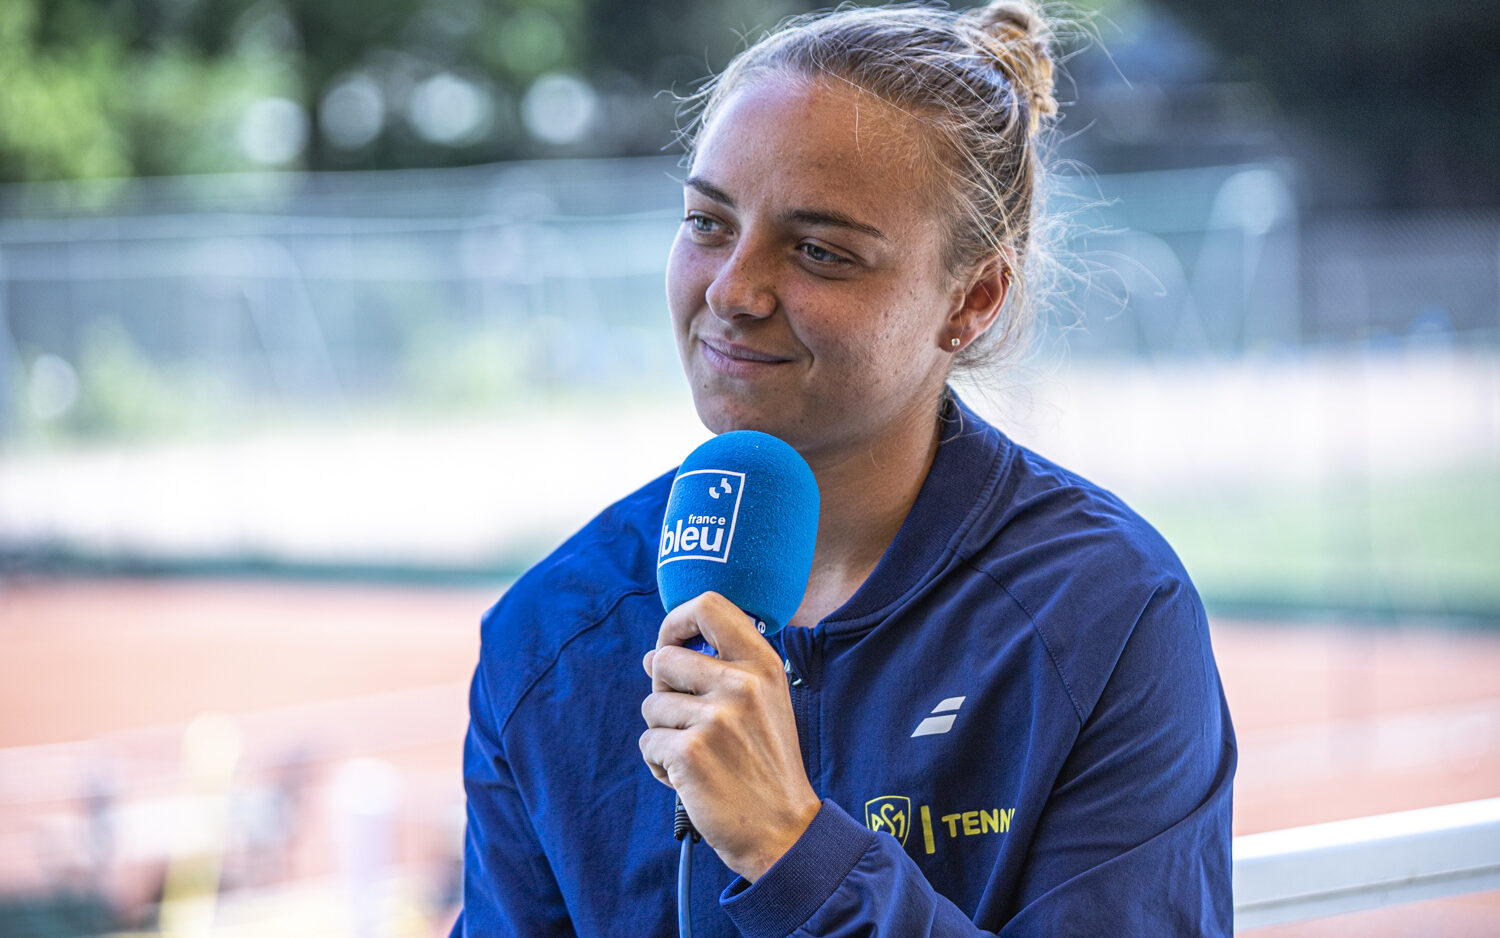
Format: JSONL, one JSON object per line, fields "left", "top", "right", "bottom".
{"left": 674, "top": 796, "right": 700, "bottom": 938}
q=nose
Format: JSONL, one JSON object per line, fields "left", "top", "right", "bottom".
{"left": 705, "top": 240, "right": 777, "bottom": 322}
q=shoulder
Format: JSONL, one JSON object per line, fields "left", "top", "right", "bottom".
{"left": 936, "top": 396, "right": 1186, "bottom": 591}
{"left": 987, "top": 443, "right": 1187, "bottom": 587}
{"left": 490, "top": 467, "right": 675, "bottom": 627}
{"left": 965, "top": 440, "right": 1206, "bottom": 721}
{"left": 474, "top": 468, "right": 675, "bottom": 730}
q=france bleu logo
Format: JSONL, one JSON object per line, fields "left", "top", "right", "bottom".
{"left": 658, "top": 469, "right": 745, "bottom": 567}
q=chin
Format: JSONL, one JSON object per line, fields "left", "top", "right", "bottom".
{"left": 694, "top": 400, "right": 755, "bottom": 436}
{"left": 693, "top": 394, "right": 786, "bottom": 439}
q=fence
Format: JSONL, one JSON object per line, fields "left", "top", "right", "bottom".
{"left": 0, "top": 158, "right": 1496, "bottom": 618}
{"left": 3, "top": 159, "right": 1496, "bottom": 421}
{"left": 1234, "top": 797, "right": 1500, "bottom": 930}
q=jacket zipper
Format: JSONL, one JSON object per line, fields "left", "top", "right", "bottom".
{"left": 783, "top": 636, "right": 814, "bottom": 784}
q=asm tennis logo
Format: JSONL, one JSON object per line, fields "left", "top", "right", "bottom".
{"left": 865, "top": 796, "right": 911, "bottom": 846}
{"left": 864, "top": 793, "right": 1016, "bottom": 856}
{"left": 658, "top": 469, "right": 746, "bottom": 566}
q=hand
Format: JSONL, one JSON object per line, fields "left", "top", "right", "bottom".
{"left": 639, "top": 592, "right": 821, "bottom": 882}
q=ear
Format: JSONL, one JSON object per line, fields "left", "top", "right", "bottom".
{"left": 942, "top": 249, "right": 1014, "bottom": 353}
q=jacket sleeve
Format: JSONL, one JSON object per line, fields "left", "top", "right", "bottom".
{"left": 449, "top": 662, "right": 575, "bottom": 938}
{"left": 1002, "top": 582, "right": 1236, "bottom": 935}
{"left": 721, "top": 799, "right": 988, "bottom": 937}
{"left": 720, "top": 581, "right": 1236, "bottom": 937}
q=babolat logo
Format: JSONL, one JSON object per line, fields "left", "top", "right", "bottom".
{"left": 658, "top": 469, "right": 746, "bottom": 566}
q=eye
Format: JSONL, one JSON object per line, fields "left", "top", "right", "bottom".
{"left": 683, "top": 212, "right": 726, "bottom": 240}
{"left": 799, "top": 241, "right": 852, "bottom": 267}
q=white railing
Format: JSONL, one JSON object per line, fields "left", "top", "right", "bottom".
{"left": 1233, "top": 797, "right": 1500, "bottom": 930}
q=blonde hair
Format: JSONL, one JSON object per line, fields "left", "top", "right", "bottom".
{"left": 678, "top": 1, "right": 1063, "bottom": 372}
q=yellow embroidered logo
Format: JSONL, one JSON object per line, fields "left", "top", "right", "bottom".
{"left": 864, "top": 796, "right": 911, "bottom": 846}
{"left": 865, "top": 796, "right": 1017, "bottom": 855}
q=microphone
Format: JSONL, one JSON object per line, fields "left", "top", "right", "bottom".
{"left": 654, "top": 430, "right": 819, "bottom": 936}
{"left": 656, "top": 430, "right": 820, "bottom": 652}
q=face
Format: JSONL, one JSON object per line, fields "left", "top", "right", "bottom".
{"left": 666, "top": 74, "right": 978, "bottom": 463}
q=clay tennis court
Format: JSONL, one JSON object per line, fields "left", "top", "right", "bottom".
{"left": 2, "top": 576, "right": 1497, "bottom": 936}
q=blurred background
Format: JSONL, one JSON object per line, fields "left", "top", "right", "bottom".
{"left": 0, "top": 0, "right": 1496, "bottom": 935}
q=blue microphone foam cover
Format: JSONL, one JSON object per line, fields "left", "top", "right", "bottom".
{"left": 656, "top": 430, "right": 819, "bottom": 637}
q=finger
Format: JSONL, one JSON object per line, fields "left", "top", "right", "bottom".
{"left": 649, "top": 643, "right": 722, "bottom": 696}
{"left": 638, "top": 727, "right": 691, "bottom": 788}
{"left": 640, "top": 688, "right": 707, "bottom": 731}
{"left": 638, "top": 738, "right": 671, "bottom": 786}
{"left": 657, "top": 592, "right": 768, "bottom": 663}
{"left": 642, "top": 649, "right": 654, "bottom": 678}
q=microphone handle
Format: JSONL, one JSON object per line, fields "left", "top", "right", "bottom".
{"left": 674, "top": 794, "right": 700, "bottom": 842}
{"left": 669, "top": 609, "right": 779, "bottom": 936}
{"left": 676, "top": 801, "right": 698, "bottom": 938}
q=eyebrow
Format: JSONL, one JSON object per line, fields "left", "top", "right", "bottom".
{"left": 684, "top": 176, "right": 888, "bottom": 242}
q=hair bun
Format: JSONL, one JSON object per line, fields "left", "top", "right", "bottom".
{"left": 969, "top": 0, "right": 1057, "bottom": 135}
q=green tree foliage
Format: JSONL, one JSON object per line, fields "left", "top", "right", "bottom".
{"left": 16, "top": 0, "right": 1487, "bottom": 209}
{"left": 0, "top": 0, "right": 132, "bottom": 183}
{"left": 0, "top": 0, "right": 824, "bottom": 184}
{"left": 0, "top": 0, "right": 307, "bottom": 187}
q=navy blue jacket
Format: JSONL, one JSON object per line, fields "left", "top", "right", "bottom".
{"left": 453, "top": 396, "right": 1236, "bottom": 936}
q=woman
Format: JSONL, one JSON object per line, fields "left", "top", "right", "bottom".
{"left": 453, "top": 3, "right": 1236, "bottom": 936}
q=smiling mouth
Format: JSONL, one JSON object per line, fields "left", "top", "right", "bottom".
{"left": 700, "top": 338, "right": 793, "bottom": 369}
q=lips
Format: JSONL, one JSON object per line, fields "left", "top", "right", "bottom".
{"left": 699, "top": 337, "right": 794, "bottom": 372}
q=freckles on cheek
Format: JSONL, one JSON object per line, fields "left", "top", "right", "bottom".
{"left": 865, "top": 308, "right": 903, "bottom": 352}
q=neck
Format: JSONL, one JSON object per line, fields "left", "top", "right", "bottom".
{"left": 787, "top": 397, "right": 945, "bottom": 628}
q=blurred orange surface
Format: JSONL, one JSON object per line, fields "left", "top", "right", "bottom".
{"left": 1, "top": 577, "right": 1496, "bottom": 935}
